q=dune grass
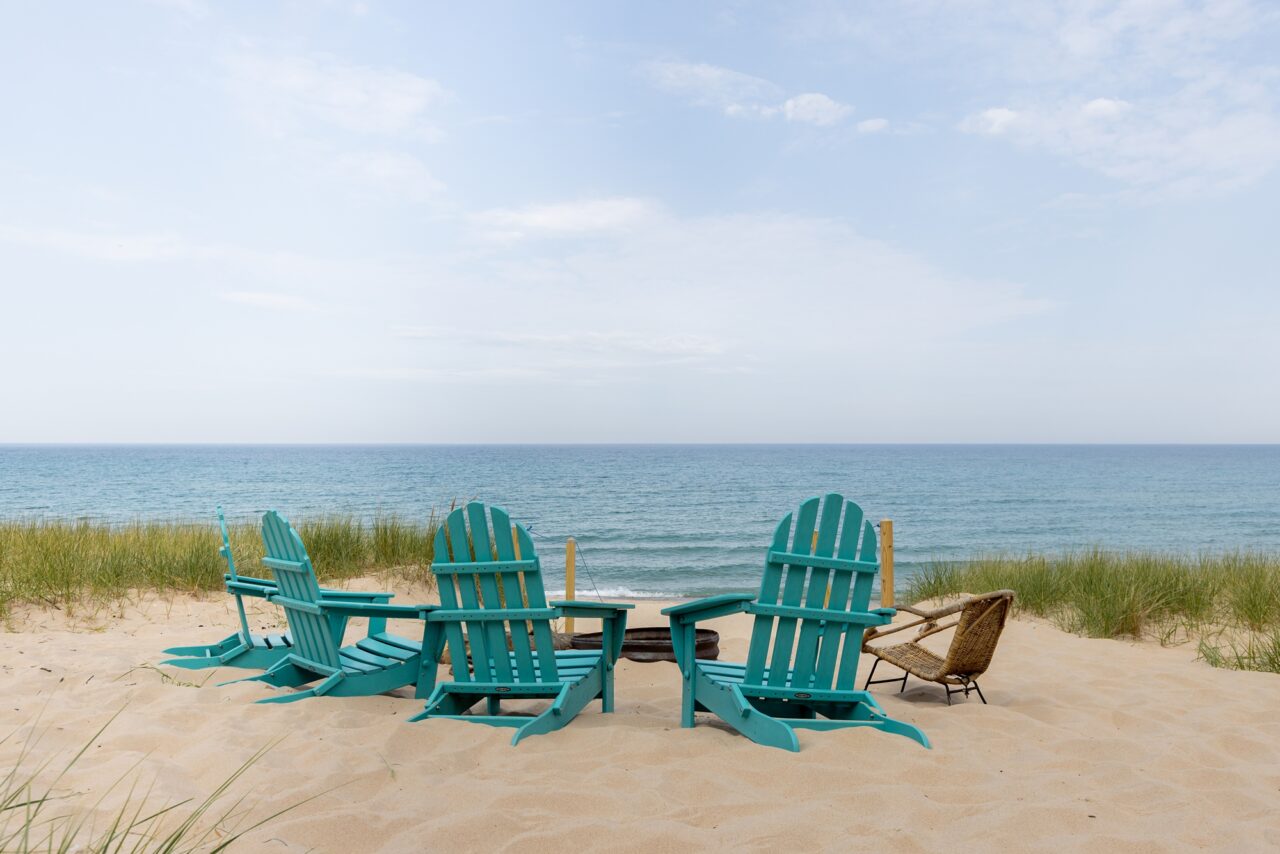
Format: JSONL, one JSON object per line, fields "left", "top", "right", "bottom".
{"left": 0, "top": 515, "right": 440, "bottom": 619}
{"left": 2, "top": 713, "right": 305, "bottom": 852}
{"left": 906, "top": 549, "right": 1280, "bottom": 673}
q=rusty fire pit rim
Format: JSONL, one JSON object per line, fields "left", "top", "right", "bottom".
{"left": 568, "top": 626, "right": 720, "bottom": 662}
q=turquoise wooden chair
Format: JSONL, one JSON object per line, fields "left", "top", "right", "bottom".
{"left": 662, "top": 493, "right": 930, "bottom": 751}
{"left": 162, "top": 506, "right": 396, "bottom": 670}
{"left": 221, "top": 510, "right": 438, "bottom": 703}
{"left": 408, "top": 502, "right": 633, "bottom": 745}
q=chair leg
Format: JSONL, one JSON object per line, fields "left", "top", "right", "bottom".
{"left": 487, "top": 697, "right": 501, "bottom": 715}
{"left": 863, "top": 659, "right": 911, "bottom": 695}
{"left": 863, "top": 658, "right": 879, "bottom": 690}
{"left": 972, "top": 681, "right": 987, "bottom": 704}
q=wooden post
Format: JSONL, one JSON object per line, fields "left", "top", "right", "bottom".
{"left": 880, "top": 519, "right": 894, "bottom": 607}
{"left": 564, "top": 537, "right": 577, "bottom": 634}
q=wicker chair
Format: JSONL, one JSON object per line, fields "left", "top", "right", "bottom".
{"left": 862, "top": 590, "right": 1014, "bottom": 704}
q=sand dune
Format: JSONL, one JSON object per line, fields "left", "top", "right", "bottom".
{"left": 4, "top": 585, "right": 1280, "bottom": 852}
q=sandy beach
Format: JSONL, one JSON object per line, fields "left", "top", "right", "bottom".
{"left": 4, "top": 583, "right": 1280, "bottom": 852}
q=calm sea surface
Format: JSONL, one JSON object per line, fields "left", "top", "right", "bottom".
{"left": 1, "top": 445, "right": 1278, "bottom": 597}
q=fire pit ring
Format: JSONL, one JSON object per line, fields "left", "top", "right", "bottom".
{"left": 569, "top": 627, "right": 719, "bottom": 662}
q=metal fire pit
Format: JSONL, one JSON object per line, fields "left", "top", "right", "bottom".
{"left": 569, "top": 627, "right": 720, "bottom": 662}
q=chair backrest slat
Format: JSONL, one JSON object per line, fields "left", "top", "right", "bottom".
{"left": 810, "top": 501, "right": 866, "bottom": 689}
{"left": 490, "top": 506, "right": 538, "bottom": 683}
{"left": 436, "top": 502, "right": 559, "bottom": 685}
{"left": 764, "top": 497, "right": 823, "bottom": 687}
{"left": 744, "top": 494, "right": 882, "bottom": 691}
{"left": 444, "top": 509, "right": 495, "bottom": 682}
{"left": 261, "top": 511, "right": 341, "bottom": 669}
{"left": 744, "top": 513, "right": 792, "bottom": 683}
{"left": 787, "top": 497, "right": 845, "bottom": 688}
{"left": 833, "top": 518, "right": 878, "bottom": 689}
{"left": 433, "top": 523, "right": 473, "bottom": 683}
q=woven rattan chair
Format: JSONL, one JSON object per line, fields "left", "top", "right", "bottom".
{"left": 862, "top": 590, "right": 1014, "bottom": 704}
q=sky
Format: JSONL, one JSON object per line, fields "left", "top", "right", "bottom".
{"left": 1, "top": 1, "right": 1278, "bottom": 443}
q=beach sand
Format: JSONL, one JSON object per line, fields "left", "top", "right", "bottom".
{"left": 3, "top": 583, "right": 1280, "bottom": 852}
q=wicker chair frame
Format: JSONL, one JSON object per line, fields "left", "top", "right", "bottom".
{"left": 862, "top": 590, "right": 1014, "bottom": 705}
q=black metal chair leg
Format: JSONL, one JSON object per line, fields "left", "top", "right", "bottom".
{"left": 972, "top": 681, "right": 987, "bottom": 704}
{"left": 863, "top": 658, "right": 879, "bottom": 690}
{"left": 899, "top": 672, "right": 908, "bottom": 693}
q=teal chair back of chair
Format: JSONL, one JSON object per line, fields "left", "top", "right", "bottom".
{"left": 260, "top": 511, "right": 343, "bottom": 670}
{"left": 743, "top": 493, "right": 881, "bottom": 692}
{"left": 433, "top": 502, "right": 561, "bottom": 685}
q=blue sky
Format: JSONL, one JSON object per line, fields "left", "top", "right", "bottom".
{"left": 2, "top": 1, "right": 1278, "bottom": 442}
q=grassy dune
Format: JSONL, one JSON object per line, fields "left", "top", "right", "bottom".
{"left": 0, "top": 516, "right": 440, "bottom": 618}
{"left": 907, "top": 549, "right": 1280, "bottom": 673}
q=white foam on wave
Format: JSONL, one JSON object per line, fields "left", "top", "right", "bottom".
{"left": 546, "top": 586, "right": 695, "bottom": 601}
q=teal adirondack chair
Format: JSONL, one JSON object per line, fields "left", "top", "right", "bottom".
{"left": 663, "top": 493, "right": 930, "bottom": 751}
{"left": 221, "top": 510, "right": 438, "bottom": 703}
{"left": 408, "top": 502, "right": 634, "bottom": 745}
{"left": 162, "top": 506, "right": 397, "bottom": 670}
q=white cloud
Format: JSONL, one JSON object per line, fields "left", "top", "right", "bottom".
{"left": 143, "top": 0, "right": 208, "bottom": 18}
{"left": 640, "top": 60, "right": 781, "bottom": 112}
{"left": 389, "top": 203, "right": 1051, "bottom": 389}
{"left": 396, "top": 328, "right": 725, "bottom": 361}
{"left": 1081, "top": 97, "right": 1131, "bottom": 119}
{"left": 472, "top": 197, "right": 660, "bottom": 238}
{"left": 782, "top": 93, "right": 852, "bottom": 126}
{"left": 641, "top": 60, "right": 852, "bottom": 126}
{"left": 963, "top": 107, "right": 1020, "bottom": 135}
{"left": 856, "top": 117, "right": 889, "bottom": 133}
{"left": 813, "top": 0, "right": 1280, "bottom": 195}
{"left": 0, "top": 225, "right": 192, "bottom": 262}
{"left": 218, "top": 291, "right": 321, "bottom": 312}
{"left": 226, "top": 52, "right": 447, "bottom": 138}
{"left": 962, "top": 93, "right": 1280, "bottom": 193}
{"left": 0, "top": 223, "right": 358, "bottom": 285}
{"left": 328, "top": 150, "right": 444, "bottom": 200}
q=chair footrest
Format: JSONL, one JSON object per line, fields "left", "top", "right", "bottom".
{"left": 440, "top": 682, "right": 565, "bottom": 697}
{"left": 427, "top": 714, "right": 526, "bottom": 728}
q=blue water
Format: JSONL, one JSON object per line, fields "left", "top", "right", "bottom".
{"left": 1, "top": 445, "right": 1278, "bottom": 597}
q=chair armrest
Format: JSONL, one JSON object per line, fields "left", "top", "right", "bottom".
{"left": 746, "top": 603, "right": 895, "bottom": 626}
{"left": 662, "top": 593, "right": 755, "bottom": 622}
{"left": 226, "top": 579, "right": 275, "bottom": 598}
{"left": 317, "top": 589, "right": 395, "bottom": 603}
{"left": 314, "top": 600, "right": 434, "bottom": 620}
{"left": 426, "top": 607, "right": 558, "bottom": 623}
{"left": 551, "top": 600, "right": 635, "bottom": 619}
{"left": 227, "top": 575, "right": 394, "bottom": 604}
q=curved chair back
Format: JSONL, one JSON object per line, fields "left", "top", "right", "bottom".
{"left": 260, "top": 511, "right": 342, "bottom": 669}
{"left": 940, "top": 591, "right": 1013, "bottom": 679}
{"left": 432, "top": 502, "right": 561, "bottom": 685}
{"left": 744, "top": 493, "right": 882, "bottom": 692}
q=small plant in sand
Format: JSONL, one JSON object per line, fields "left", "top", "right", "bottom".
{"left": 1, "top": 713, "right": 306, "bottom": 852}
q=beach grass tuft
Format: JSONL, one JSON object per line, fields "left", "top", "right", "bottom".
{"left": 1, "top": 713, "right": 304, "bottom": 852}
{"left": 906, "top": 549, "right": 1280, "bottom": 673}
{"left": 0, "top": 515, "right": 439, "bottom": 618}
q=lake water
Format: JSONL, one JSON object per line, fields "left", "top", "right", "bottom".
{"left": 1, "top": 445, "right": 1278, "bottom": 597}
